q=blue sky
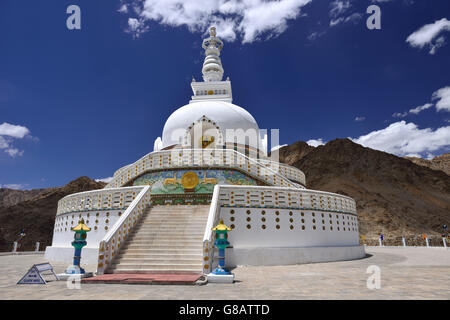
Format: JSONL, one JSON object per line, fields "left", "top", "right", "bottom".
{"left": 1, "top": 0, "right": 449, "bottom": 189}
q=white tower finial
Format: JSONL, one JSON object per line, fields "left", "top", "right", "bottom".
{"left": 202, "top": 27, "right": 224, "bottom": 82}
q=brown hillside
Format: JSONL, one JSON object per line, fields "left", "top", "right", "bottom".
{"left": 405, "top": 153, "right": 450, "bottom": 176}
{"left": 0, "top": 177, "right": 105, "bottom": 251}
{"left": 0, "top": 188, "right": 57, "bottom": 208}
{"left": 279, "top": 139, "right": 450, "bottom": 239}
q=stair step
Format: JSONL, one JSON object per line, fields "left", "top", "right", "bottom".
{"left": 122, "top": 248, "right": 203, "bottom": 254}
{"left": 135, "top": 227, "right": 206, "bottom": 231}
{"left": 114, "top": 258, "right": 202, "bottom": 264}
{"left": 123, "top": 243, "right": 203, "bottom": 250}
{"left": 129, "top": 231, "right": 205, "bottom": 235}
{"left": 138, "top": 223, "right": 207, "bottom": 226}
{"left": 118, "top": 253, "right": 202, "bottom": 259}
{"left": 140, "top": 221, "right": 207, "bottom": 225}
{"left": 108, "top": 269, "right": 201, "bottom": 275}
{"left": 129, "top": 230, "right": 205, "bottom": 238}
{"left": 138, "top": 222, "right": 207, "bottom": 226}
{"left": 110, "top": 263, "right": 202, "bottom": 270}
{"left": 127, "top": 237, "right": 204, "bottom": 242}
{"left": 124, "top": 239, "right": 201, "bottom": 244}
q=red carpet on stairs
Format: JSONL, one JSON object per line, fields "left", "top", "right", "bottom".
{"left": 81, "top": 273, "right": 203, "bottom": 285}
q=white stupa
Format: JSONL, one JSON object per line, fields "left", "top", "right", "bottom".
{"left": 45, "top": 27, "right": 364, "bottom": 275}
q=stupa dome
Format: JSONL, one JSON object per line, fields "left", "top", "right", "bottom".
{"left": 161, "top": 100, "right": 261, "bottom": 150}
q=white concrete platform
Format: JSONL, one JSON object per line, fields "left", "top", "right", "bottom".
{"left": 56, "top": 272, "right": 94, "bottom": 281}
{"left": 207, "top": 273, "right": 235, "bottom": 283}
{"left": 225, "top": 245, "right": 366, "bottom": 267}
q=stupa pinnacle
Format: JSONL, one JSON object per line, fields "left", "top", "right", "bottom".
{"left": 202, "top": 27, "right": 224, "bottom": 82}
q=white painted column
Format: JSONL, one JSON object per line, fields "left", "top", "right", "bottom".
{"left": 12, "top": 242, "right": 18, "bottom": 253}
{"left": 35, "top": 242, "right": 40, "bottom": 252}
{"left": 378, "top": 238, "right": 382, "bottom": 247}
{"left": 443, "top": 238, "right": 448, "bottom": 249}
{"left": 425, "top": 237, "right": 429, "bottom": 247}
{"left": 402, "top": 237, "right": 406, "bottom": 247}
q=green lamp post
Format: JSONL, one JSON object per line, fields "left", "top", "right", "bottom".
{"left": 65, "top": 219, "right": 91, "bottom": 274}
{"left": 208, "top": 219, "right": 234, "bottom": 283}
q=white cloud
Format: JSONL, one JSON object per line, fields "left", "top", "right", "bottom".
{"left": 0, "top": 136, "right": 8, "bottom": 149}
{"left": 126, "top": 18, "right": 150, "bottom": 38}
{"left": 409, "top": 103, "right": 433, "bottom": 114}
{"left": 307, "top": 31, "right": 326, "bottom": 41}
{"left": 429, "top": 36, "right": 446, "bottom": 55}
{"left": 393, "top": 111, "right": 408, "bottom": 118}
{"left": 344, "top": 13, "right": 363, "bottom": 24}
{"left": 355, "top": 116, "right": 365, "bottom": 122}
{"left": 329, "top": 0, "right": 351, "bottom": 19}
{"left": 0, "top": 183, "right": 27, "bottom": 190}
{"left": 328, "top": 1, "right": 362, "bottom": 27}
{"left": 405, "top": 153, "right": 421, "bottom": 158}
{"left": 118, "top": 4, "right": 128, "bottom": 13}
{"left": 406, "top": 18, "right": 450, "bottom": 54}
{"left": 95, "top": 177, "right": 114, "bottom": 183}
{"left": 0, "top": 122, "right": 32, "bottom": 158}
{"left": 330, "top": 17, "right": 344, "bottom": 27}
{"left": 120, "top": 0, "right": 312, "bottom": 43}
{"left": 351, "top": 121, "right": 450, "bottom": 158}
{"left": 432, "top": 86, "right": 450, "bottom": 112}
{"left": 0, "top": 122, "right": 29, "bottom": 138}
{"left": 392, "top": 103, "right": 433, "bottom": 118}
{"left": 306, "top": 138, "right": 325, "bottom": 147}
{"left": 5, "top": 148, "right": 23, "bottom": 158}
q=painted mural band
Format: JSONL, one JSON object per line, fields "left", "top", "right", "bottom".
{"left": 132, "top": 169, "right": 258, "bottom": 194}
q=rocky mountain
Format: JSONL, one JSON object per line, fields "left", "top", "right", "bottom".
{"left": 0, "top": 177, "right": 106, "bottom": 251}
{"left": 405, "top": 153, "right": 450, "bottom": 176}
{"left": 0, "top": 188, "right": 57, "bottom": 208}
{"left": 279, "top": 139, "right": 450, "bottom": 239}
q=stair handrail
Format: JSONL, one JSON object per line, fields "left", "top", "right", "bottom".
{"left": 96, "top": 185, "right": 151, "bottom": 274}
{"left": 202, "top": 184, "right": 222, "bottom": 274}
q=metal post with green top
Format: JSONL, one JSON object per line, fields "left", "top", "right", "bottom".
{"left": 207, "top": 219, "right": 235, "bottom": 283}
{"left": 65, "top": 219, "right": 91, "bottom": 274}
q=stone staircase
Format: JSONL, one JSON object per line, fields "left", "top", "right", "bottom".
{"left": 107, "top": 205, "right": 210, "bottom": 274}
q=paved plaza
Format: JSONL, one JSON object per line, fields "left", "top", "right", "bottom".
{"left": 0, "top": 247, "right": 449, "bottom": 300}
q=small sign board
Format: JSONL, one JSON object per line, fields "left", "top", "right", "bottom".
{"left": 17, "top": 263, "right": 59, "bottom": 285}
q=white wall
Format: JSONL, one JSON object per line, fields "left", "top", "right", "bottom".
{"left": 224, "top": 246, "right": 366, "bottom": 267}
{"left": 51, "top": 209, "right": 122, "bottom": 248}
{"left": 220, "top": 207, "right": 359, "bottom": 248}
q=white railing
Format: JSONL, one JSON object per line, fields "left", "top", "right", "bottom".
{"left": 96, "top": 186, "right": 151, "bottom": 274}
{"left": 202, "top": 185, "right": 222, "bottom": 274}
{"left": 105, "top": 149, "right": 304, "bottom": 190}
{"left": 216, "top": 185, "right": 357, "bottom": 214}
{"left": 256, "top": 159, "right": 306, "bottom": 186}
{"left": 57, "top": 186, "right": 145, "bottom": 216}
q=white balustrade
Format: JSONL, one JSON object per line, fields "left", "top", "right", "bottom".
{"left": 105, "top": 149, "right": 306, "bottom": 190}
{"left": 56, "top": 186, "right": 146, "bottom": 216}
{"left": 96, "top": 186, "right": 151, "bottom": 274}
{"left": 202, "top": 185, "right": 221, "bottom": 274}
